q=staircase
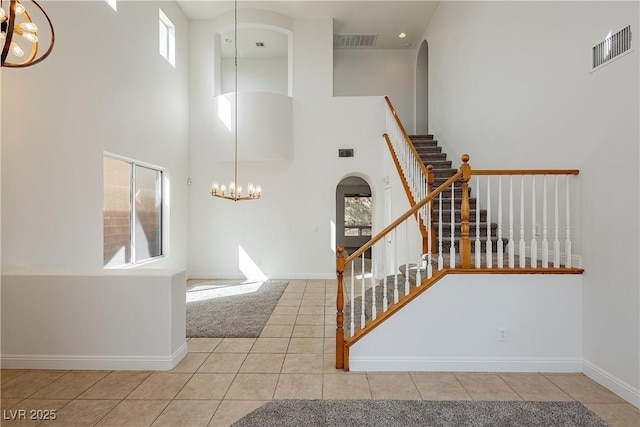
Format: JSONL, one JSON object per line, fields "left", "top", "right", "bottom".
{"left": 336, "top": 97, "right": 582, "bottom": 371}
{"left": 409, "top": 134, "right": 497, "bottom": 253}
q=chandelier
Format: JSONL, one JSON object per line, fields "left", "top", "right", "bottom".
{"left": 0, "top": 0, "right": 54, "bottom": 68}
{"left": 211, "top": 0, "right": 261, "bottom": 201}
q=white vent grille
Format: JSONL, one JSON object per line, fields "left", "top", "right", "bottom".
{"left": 334, "top": 34, "right": 378, "bottom": 48}
{"left": 592, "top": 25, "right": 632, "bottom": 70}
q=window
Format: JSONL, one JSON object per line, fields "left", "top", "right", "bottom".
{"left": 344, "top": 194, "right": 372, "bottom": 237}
{"left": 105, "top": 0, "right": 116, "bottom": 11}
{"left": 104, "top": 155, "right": 164, "bottom": 267}
{"left": 159, "top": 9, "right": 175, "bottom": 66}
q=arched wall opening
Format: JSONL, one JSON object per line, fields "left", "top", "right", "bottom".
{"left": 336, "top": 175, "right": 374, "bottom": 258}
{"left": 416, "top": 40, "right": 429, "bottom": 134}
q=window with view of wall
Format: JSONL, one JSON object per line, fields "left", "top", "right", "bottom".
{"left": 103, "top": 156, "right": 163, "bottom": 267}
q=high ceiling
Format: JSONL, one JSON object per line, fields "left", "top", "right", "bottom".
{"left": 176, "top": 1, "right": 439, "bottom": 52}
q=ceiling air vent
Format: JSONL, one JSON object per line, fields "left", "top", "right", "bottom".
{"left": 334, "top": 34, "right": 378, "bottom": 49}
{"left": 592, "top": 25, "right": 632, "bottom": 71}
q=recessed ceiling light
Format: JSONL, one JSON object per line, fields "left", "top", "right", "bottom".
{"left": 404, "top": 42, "right": 412, "bottom": 47}
{"left": 399, "top": 33, "right": 407, "bottom": 39}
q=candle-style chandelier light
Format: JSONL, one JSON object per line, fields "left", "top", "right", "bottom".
{"left": 0, "top": 0, "right": 54, "bottom": 68}
{"left": 211, "top": 0, "right": 261, "bottom": 201}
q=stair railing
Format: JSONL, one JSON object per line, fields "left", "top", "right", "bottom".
{"left": 384, "top": 96, "right": 433, "bottom": 252}
{"left": 467, "top": 169, "right": 579, "bottom": 269}
{"left": 336, "top": 160, "right": 464, "bottom": 370}
{"left": 336, "top": 154, "right": 582, "bottom": 370}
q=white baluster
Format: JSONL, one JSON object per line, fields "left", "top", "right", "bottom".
{"left": 530, "top": 176, "right": 538, "bottom": 267}
{"left": 410, "top": 161, "right": 414, "bottom": 199}
{"left": 450, "top": 183, "right": 456, "bottom": 268}
{"left": 438, "top": 193, "right": 444, "bottom": 270}
{"left": 542, "top": 176, "right": 549, "bottom": 268}
{"left": 393, "top": 228, "right": 399, "bottom": 303}
{"left": 361, "top": 254, "right": 366, "bottom": 328}
{"left": 497, "top": 176, "right": 504, "bottom": 268}
{"left": 416, "top": 223, "right": 422, "bottom": 286}
{"left": 350, "top": 262, "right": 354, "bottom": 336}
{"left": 426, "top": 199, "right": 433, "bottom": 279}
{"left": 486, "top": 176, "right": 493, "bottom": 268}
{"left": 475, "top": 177, "right": 481, "bottom": 268}
{"left": 519, "top": 176, "right": 526, "bottom": 268}
{"left": 565, "top": 176, "right": 572, "bottom": 268}
{"left": 405, "top": 220, "right": 410, "bottom": 295}
{"left": 382, "top": 233, "right": 388, "bottom": 312}
{"left": 553, "top": 176, "right": 560, "bottom": 268}
{"left": 508, "top": 176, "right": 515, "bottom": 268}
{"left": 371, "top": 254, "right": 376, "bottom": 320}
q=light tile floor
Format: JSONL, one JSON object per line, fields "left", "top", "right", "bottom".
{"left": 1, "top": 279, "right": 639, "bottom": 426}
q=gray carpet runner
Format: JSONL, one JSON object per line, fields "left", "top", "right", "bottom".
{"left": 410, "top": 134, "right": 496, "bottom": 253}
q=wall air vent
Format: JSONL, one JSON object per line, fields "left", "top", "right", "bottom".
{"left": 334, "top": 34, "right": 378, "bottom": 49}
{"left": 338, "top": 149, "right": 354, "bottom": 158}
{"left": 592, "top": 25, "right": 632, "bottom": 71}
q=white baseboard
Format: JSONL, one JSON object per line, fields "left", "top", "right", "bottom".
{"left": 583, "top": 359, "right": 640, "bottom": 408}
{"left": 0, "top": 342, "right": 188, "bottom": 371}
{"left": 349, "top": 356, "right": 583, "bottom": 373}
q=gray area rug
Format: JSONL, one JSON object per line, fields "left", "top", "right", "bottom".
{"left": 186, "top": 280, "right": 288, "bottom": 337}
{"left": 232, "top": 400, "right": 610, "bottom": 427}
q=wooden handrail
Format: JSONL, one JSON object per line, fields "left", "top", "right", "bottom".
{"left": 345, "top": 169, "right": 463, "bottom": 265}
{"left": 383, "top": 134, "right": 419, "bottom": 215}
{"left": 384, "top": 96, "right": 431, "bottom": 180}
{"left": 342, "top": 265, "right": 584, "bottom": 354}
{"left": 383, "top": 133, "right": 429, "bottom": 252}
{"left": 336, "top": 149, "right": 584, "bottom": 371}
{"left": 472, "top": 169, "right": 579, "bottom": 176}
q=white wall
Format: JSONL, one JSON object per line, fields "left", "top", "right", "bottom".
{"left": 188, "top": 13, "right": 390, "bottom": 279}
{"left": 1, "top": 1, "right": 190, "bottom": 271}
{"left": 221, "top": 58, "right": 288, "bottom": 95}
{"left": 0, "top": 1, "right": 190, "bottom": 370}
{"left": 1, "top": 270, "right": 186, "bottom": 370}
{"left": 424, "top": 1, "right": 639, "bottom": 405}
{"left": 351, "top": 274, "right": 583, "bottom": 373}
{"left": 334, "top": 49, "right": 415, "bottom": 132}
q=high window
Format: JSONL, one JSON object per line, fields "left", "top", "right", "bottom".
{"left": 103, "top": 155, "right": 164, "bottom": 267}
{"left": 159, "top": 9, "right": 175, "bottom": 66}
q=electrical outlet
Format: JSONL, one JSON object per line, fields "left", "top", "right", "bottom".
{"left": 498, "top": 327, "right": 507, "bottom": 341}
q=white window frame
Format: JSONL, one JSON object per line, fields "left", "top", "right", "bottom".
{"left": 159, "top": 9, "right": 176, "bottom": 67}
{"left": 103, "top": 153, "right": 167, "bottom": 268}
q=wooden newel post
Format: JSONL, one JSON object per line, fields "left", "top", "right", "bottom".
{"left": 427, "top": 164, "right": 436, "bottom": 254}
{"left": 336, "top": 246, "right": 345, "bottom": 369}
{"left": 460, "top": 154, "right": 472, "bottom": 268}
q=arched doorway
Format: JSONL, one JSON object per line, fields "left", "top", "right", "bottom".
{"left": 416, "top": 40, "right": 429, "bottom": 134}
{"left": 336, "top": 176, "right": 372, "bottom": 257}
